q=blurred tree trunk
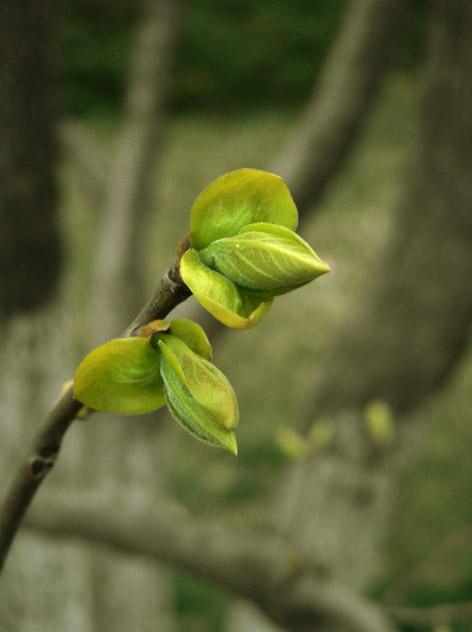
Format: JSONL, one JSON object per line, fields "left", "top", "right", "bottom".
{"left": 171, "top": 0, "right": 413, "bottom": 340}
{"left": 0, "top": 1, "right": 183, "bottom": 630}
{"left": 62, "top": 0, "right": 411, "bottom": 226}
{"left": 80, "top": 1, "right": 185, "bottom": 630}
{"left": 90, "top": 0, "right": 185, "bottom": 342}
{"left": 271, "top": 0, "right": 411, "bottom": 216}
{"left": 0, "top": 0, "right": 61, "bottom": 319}
{"left": 228, "top": 0, "right": 472, "bottom": 629}
{"left": 0, "top": 1, "right": 94, "bottom": 629}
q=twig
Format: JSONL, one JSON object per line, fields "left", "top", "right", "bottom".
{"left": 0, "top": 261, "right": 191, "bottom": 573}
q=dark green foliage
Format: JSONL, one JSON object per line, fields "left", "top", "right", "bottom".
{"left": 174, "top": 572, "right": 229, "bottom": 632}
{"left": 59, "top": 0, "right": 135, "bottom": 116}
{"left": 59, "top": 0, "right": 430, "bottom": 116}
{"left": 60, "top": 0, "right": 347, "bottom": 115}
{"left": 175, "top": 0, "right": 347, "bottom": 111}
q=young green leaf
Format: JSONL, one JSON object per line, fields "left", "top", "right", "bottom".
{"left": 199, "top": 222, "right": 331, "bottom": 296}
{"left": 158, "top": 336, "right": 239, "bottom": 430}
{"left": 73, "top": 338, "right": 165, "bottom": 415}
{"left": 180, "top": 249, "right": 273, "bottom": 329}
{"left": 159, "top": 338, "right": 238, "bottom": 454}
{"left": 168, "top": 318, "right": 212, "bottom": 360}
{"left": 190, "top": 169, "right": 298, "bottom": 250}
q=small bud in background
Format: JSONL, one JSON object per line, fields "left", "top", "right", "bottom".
{"left": 308, "top": 419, "right": 333, "bottom": 451}
{"left": 276, "top": 426, "right": 309, "bottom": 461}
{"left": 364, "top": 399, "right": 395, "bottom": 446}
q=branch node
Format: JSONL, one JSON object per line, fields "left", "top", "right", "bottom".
{"left": 28, "top": 457, "right": 55, "bottom": 479}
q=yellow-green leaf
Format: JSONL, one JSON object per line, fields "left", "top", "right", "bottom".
{"left": 168, "top": 318, "right": 212, "bottom": 360}
{"left": 158, "top": 336, "right": 239, "bottom": 430}
{"left": 73, "top": 338, "right": 165, "bottom": 415}
{"left": 159, "top": 340, "right": 238, "bottom": 454}
{"left": 180, "top": 249, "right": 273, "bottom": 329}
{"left": 199, "top": 222, "right": 330, "bottom": 296}
{"left": 190, "top": 169, "right": 298, "bottom": 250}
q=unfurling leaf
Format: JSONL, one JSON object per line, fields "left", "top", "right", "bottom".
{"left": 190, "top": 168, "right": 298, "bottom": 250}
{"left": 73, "top": 320, "right": 239, "bottom": 453}
{"left": 73, "top": 338, "right": 165, "bottom": 415}
{"left": 199, "top": 222, "right": 330, "bottom": 296}
{"left": 180, "top": 249, "right": 273, "bottom": 329}
{"left": 181, "top": 169, "right": 330, "bottom": 329}
{"left": 167, "top": 318, "right": 212, "bottom": 360}
{"left": 159, "top": 336, "right": 238, "bottom": 430}
{"left": 159, "top": 337, "right": 238, "bottom": 454}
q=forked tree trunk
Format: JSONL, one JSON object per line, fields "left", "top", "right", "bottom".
{"left": 228, "top": 0, "right": 472, "bottom": 629}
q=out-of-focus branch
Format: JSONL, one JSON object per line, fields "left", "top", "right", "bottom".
{"left": 90, "top": 0, "right": 186, "bottom": 343}
{"left": 60, "top": 120, "right": 110, "bottom": 205}
{"left": 271, "top": 0, "right": 412, "bottom": 216}
{"left": 0, "top": 261, "right": 191, "bottom": 574}
{"left": 61, "top": 0, "right": 412, "bottom": 226}
{"left": 25, "top": 490, "right": 398, "bottom": 632}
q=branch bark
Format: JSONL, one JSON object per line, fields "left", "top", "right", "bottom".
{"left": 0, "top": 262, "right": 191, "bottom": 573}
{"left": 24, "top": 490, "right": 398, "bottom": 632}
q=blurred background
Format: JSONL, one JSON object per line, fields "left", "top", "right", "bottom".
{"left": 1, "top": 0, "right": 472, "bottom": 630}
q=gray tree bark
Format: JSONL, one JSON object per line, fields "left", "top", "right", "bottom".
{"left": 0, "top": 1, "right": 96, "bottom": 629}
{"left": 231, "top": 0, "right": 472, "bottom": 629}
{"left": 0, "top": 0, "right": 61, "bottom": 318}
{"left": 271, "top": 0, "right": 411, "bottom": 216}
{"left": 6, "top": 1, "right": 472, "bottom": 630}
{"left": 0, "top": 1, "right": 184, "bottom": 630}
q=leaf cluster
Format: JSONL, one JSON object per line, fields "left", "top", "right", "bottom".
{"left": 74, "top": 170, "right": 329, "bottom": 452}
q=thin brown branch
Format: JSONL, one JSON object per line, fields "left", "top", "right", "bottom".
{"left": 25, "top": 490, "right": 398, "bottom": 632}
{"left": 0, "top": 261, "right": 191, "bottom": 573}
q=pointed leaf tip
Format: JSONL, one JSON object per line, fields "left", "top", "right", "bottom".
{"left": 158, "top": 336, "right": 239, "bottom": 453}
{"left": 199, "top": 222, "right": 330, "bottom": 296}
